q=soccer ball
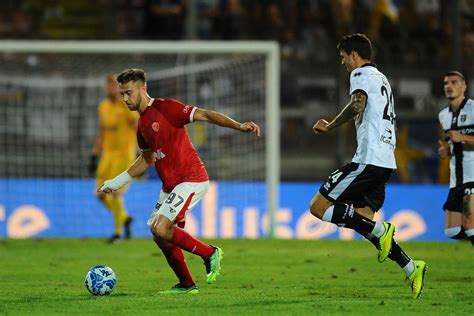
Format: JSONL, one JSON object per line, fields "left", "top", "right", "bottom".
{"left": 84, "top": 265, "right": 116, "bottom": 296}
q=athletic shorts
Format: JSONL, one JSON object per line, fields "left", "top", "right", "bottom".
{"left": 319, "top": 162, "right": 393, "bottom": 212}
{"left": 147, "top": 181, "right": 209, "bottom": 225}
{"left": 442, "top": 181, "right": 474, "bottom": 213}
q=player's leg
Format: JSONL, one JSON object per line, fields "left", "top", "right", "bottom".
{"left": 310, "top": 163, "right": 394, "bottom": 261}
{"left": 445, "top": 211, "right": 465, "bottom": 239}
{"left": 444, "top": 187, "right": 467, "bottom": 240}
{"left": 154, "top": 235, "right": 198, "bottom": 293}
{"left": 96, "top": 155, "right": 123, "bottom": 242}
{"left": 353, "top": 206, "right": 379, "bottom": 247}
{"left": 354, "top": 206, "right": 415, "bottom": 277}
{"left": 149, "top": 182, "right": 223, "bottom": 284}
{"left": 462, "top": 193, "right": 474, "bottom": 245}
{"left": 148, "top": 192, "right": 197, "bottom": 293}
{"left": 109, "top": 156, "right": 135, "bottom": 239}
{"left": 356, "top": 181, "right": 426, "bottom": 299}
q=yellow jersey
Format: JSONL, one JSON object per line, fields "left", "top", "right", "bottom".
{"left": 98, "top": 99, "right": 138, "bottom": 154}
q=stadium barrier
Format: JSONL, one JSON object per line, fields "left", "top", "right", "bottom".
{"left": 0, "top": 180, "right": 447, "bottom": 241}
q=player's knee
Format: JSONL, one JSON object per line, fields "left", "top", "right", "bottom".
{"left": 309, "top": 199, "right": 325, "bottom": 219}
{"left": 150, "top": 220, "right": 171, "bottom": 240}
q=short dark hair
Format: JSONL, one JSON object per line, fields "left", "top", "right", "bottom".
{"left": 117, "top": 69, "right": 146, "bottom": 84}
{"left": 444, "top": 71, "right": 465, "bottom": 82}
{"left": 337, "top": 33, "right": 373, "bottom": 60}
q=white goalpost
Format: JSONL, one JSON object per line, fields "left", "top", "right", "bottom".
{"left": 0, "top": 40, "right": 280, "bottom": 238}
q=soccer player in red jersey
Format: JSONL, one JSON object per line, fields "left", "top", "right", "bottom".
{"left": 98, "top": 69, "right": 260, "bottom": 294}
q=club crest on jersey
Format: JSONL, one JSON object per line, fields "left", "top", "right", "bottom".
{"left": 154, "top": 149, "right": 166, "bottom": 160}
{"left": 460, "top": 114, "right": 467, "bottom": 123}
{"left": 152, "top": 122, "right": 160, "bottom": 132}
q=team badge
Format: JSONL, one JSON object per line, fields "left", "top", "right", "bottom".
{"left": 152, "top": 122, "right": 160, "bottom": 132}
{"left": 461, "top": 114, "right": 467, "bottom": 123}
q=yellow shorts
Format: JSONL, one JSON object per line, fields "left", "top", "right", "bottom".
{"left": 96, "top": 151, "right": 135, "bottom": 194}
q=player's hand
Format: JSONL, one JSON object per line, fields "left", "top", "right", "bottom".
{"left": 437, "top": 140, "right": 451, "bottom": 159}
{"left": 239, "top": 122, "right": 260, "bottom": 137}
{"left": 88, "top": 154, "right": 98, "bottom": 176}
{"left": 97, "top": 179, "right": 119, "bottom": 194}
{"left": 448, "top": 130, "right": 464, "bottom": 143}
{"left": 97, "top": 171, "right": 132, "bottom": 194}
{"left": 313, "top": 119, "right": 329, "bottom": 134}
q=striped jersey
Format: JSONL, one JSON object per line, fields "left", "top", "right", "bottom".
{"left": 438, "top": 98, "right": 474, "bottom": 188}
{"left": 349, "top": 64, "right": 397, "bottom": 169}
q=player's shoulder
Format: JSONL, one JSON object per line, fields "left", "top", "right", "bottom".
{"left": 350, "top": 67, "right": 370, "bottom": 80}
{"left": 98, "top": 98, "right": 110, "bottom": 109}
{"left": 153, "top": 98, "right": 185, "bottom": 107}
{"left": 438, "top": 106, "right": 450, "bottom": 118}
{"left": 466, "top": 98, "right": 474, "bottom": 106}
{"left": 351, "top": 64, "right": 384, "bottom": 79}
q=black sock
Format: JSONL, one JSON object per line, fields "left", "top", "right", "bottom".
{"left": 388, "top": 240, "right": 411, "bottom": 268}
{"left": 355, "top": 228, "right": 411, "bottom": 268}
{"left": 329, "top": 204, "right": 376, "bottom": 233}
{"left": 355, "top": 229, "right": 379, "bottom": 249}
{"left": 469, "top": 235, "right": 474, "bottom": 245}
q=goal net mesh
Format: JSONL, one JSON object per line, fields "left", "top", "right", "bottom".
{"left": 0, "top": 50, "right": 268, "bottom": 238}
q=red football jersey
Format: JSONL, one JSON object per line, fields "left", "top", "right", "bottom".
{"left": 137, "top": 98, "right": 209, "bottom": 192}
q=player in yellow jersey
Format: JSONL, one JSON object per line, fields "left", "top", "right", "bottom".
{"left": 89, "top": 75, "right": 139, "bottom": 243}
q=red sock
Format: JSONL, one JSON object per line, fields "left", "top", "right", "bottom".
{"left": 170, "top": 227, "right": 214, "bottom": 257}
{"left": 160, "top": 244, "right": 195, "bottom": 288}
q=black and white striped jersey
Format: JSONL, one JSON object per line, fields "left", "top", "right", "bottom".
{"left": 438, "top": 98, "right": 474, "bottom": 188}
{"left": 349, "top": 64, "right": 397, "bottom": 169}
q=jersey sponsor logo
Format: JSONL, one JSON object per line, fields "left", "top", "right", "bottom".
{"left": 152, "top": 122, "right": 160, "bottom": 132}
{"left": 380, "top": 128, "right": 394, "bottom": 148}
{"left": 154, "top": 149, "right": 166, "bottom": 160}
{"left": 183, "top": 105, "right": 191, "bottom": 113}
{"left": 323, "top": 182, "right": 331, "bottom": 190}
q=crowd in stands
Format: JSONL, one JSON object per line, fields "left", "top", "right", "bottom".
{"left": 1, "top": 0, "right": 474, "bottom": 68}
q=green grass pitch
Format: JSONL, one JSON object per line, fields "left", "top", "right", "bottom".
{"left": 0, "top": 239, "right": 472, "bottom": 315}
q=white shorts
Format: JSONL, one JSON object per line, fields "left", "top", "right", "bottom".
{"left": 147, "top": 181, "right": 209, "bottom": 226}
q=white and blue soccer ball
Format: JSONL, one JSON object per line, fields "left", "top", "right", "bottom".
{"left": 84, "top": 265, "right": 116, "bottom": 296}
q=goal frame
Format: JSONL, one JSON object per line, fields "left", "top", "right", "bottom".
{"left": 0, "top": 40, "right": 280, "bottom": 238}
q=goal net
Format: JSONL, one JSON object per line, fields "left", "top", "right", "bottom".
{"left": 0, "top": 41, "right": 279, "bottom": 239}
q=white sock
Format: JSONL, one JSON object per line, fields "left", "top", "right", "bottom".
{"left": 403, "top": 260, "right": 415, "bottom": 277}
{"left": 444, "top": 226, "right": 463, "bottom": 238}
{"left": 465, "top": 228, "right": 474, "bottom": 237}
{"left": 322, "top": 205, "right": 334, "bottom": 222}
{"left": 371, "top": 221, "right": 385, "bottom": 238}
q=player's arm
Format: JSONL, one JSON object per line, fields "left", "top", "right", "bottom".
{"left": 97, "top": 150, "right": 153, "bottom": 194}
{"left": 89, "top": 126, "right": 104, "bottom": 175}
{"left": 313, "top": 91, "right": 367, "bottom": 133}
{"left": 448, "top": 130, "right": 474, "bottom": 145}
{"left": 193, "top": 108, "right": 260, "bottom": 137}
